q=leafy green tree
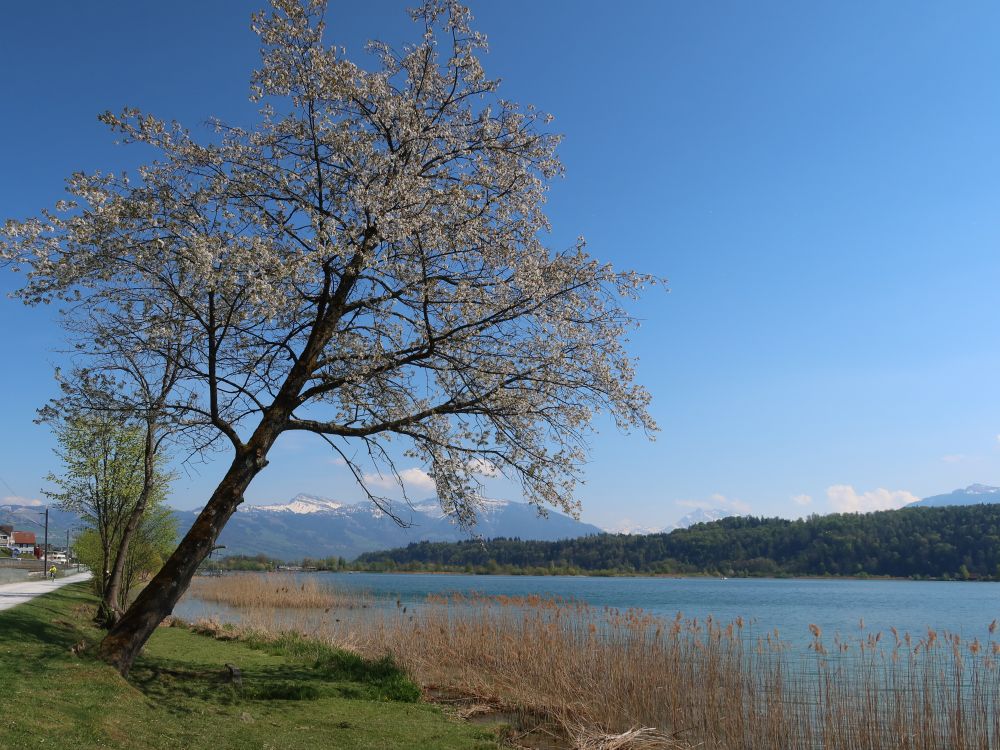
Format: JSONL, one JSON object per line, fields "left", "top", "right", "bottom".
{"left": 45, "top": 415, "right": 173, "bottom": 624}
{"left": 74, "top": 506, "right": 176, "bottom": 609}
{"left": 120, "top": 506, "right": 178, "bottom": 605}
{"left": 72, "top": 530, "right": 106, "bottom": 594}
{"left": 354, "top": 505, "right": 1000, "bottom": 581}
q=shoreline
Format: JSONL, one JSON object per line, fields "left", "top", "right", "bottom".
{"left": 311, "top": 568, "right": 986, "bottom": 583}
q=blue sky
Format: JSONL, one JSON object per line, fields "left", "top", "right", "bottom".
{"left": 3, "top": 1, "right": 1000, "bottom": 530}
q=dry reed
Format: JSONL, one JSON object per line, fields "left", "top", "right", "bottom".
{"left": 183, "top": 575, "right": 1000, "bottom": 750}
{"left": 188, "top": 573, "right": 371, "bottom": 610}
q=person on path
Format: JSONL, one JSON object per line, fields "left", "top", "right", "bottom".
{"left": 48, "top": 565, "right": 57, "bottom": 580}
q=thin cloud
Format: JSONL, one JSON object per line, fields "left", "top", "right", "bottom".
{"left": 1, "top": 495, "right": 44, "bottom": 508}
{"left": 826, "top": 485, "right": 918, "bottom": 514}
{"left": 363, "top": 467, "right": 436, "bottom": 493}
{"left": 467, "top": 457, "right": 500, "bottom": 478}
{"left": 791, "top": 494, "right": 813, "bottom": 506}
{"left": 676, "top": 493, "right": 751, "bottom": 514}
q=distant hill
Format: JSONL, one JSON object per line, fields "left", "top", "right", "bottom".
{"left": 354, "top": 502, "right": 1000, "bottom": 580}
{"left": 176, "top": 494, "right": 602, "bottom": 560}
{"left": 909, "top": 483, "right": 1000, "bottom": 508}
{"left": 12, "top": 483, "right": 999, "bottom": 567}
{"left": 1, "top": 494, "right": 600, "bottom": 560}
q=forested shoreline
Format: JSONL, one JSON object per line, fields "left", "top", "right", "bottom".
{"left": 350, "top": 504, "right": 1000, "bottom": 580}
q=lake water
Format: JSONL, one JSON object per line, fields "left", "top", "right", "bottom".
{"left": 176, "top": 572, "right": 1000, "bottom": 647}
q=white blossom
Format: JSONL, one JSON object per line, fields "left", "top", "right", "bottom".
{"left": 2, "top": 0, "right": 659, "bottom": 528}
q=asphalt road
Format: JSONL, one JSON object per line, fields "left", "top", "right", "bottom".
{"left": 0, "top": 570, "right": 93, "bottom": 612}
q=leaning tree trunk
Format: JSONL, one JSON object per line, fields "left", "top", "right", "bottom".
{"left": 99, "top": 424, "right": 157, "bottom": 628}
{"left": 98, "top": 445, "right": 268, "bottom": 674}
{"left": 99, "top": 272, "right": 354, "bottom": 675}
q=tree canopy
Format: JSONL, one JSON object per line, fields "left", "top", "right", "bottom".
{"left": 355, "top": 504, "right": 1000, "bottom": 580}
{"left": 1, "top": 0, "right": 656, "bottom": 672}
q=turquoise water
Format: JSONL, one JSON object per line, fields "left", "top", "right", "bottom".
{"left": 176, "top": 572, "right": 1000, "bottom": 646}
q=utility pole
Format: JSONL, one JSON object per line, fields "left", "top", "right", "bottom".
{"left": 41, "top": 507, "right": 48, "bottom": 577}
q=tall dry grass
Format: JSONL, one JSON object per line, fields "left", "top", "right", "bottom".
{"left": 189, "top": 573, "right": 372, "bottom": 610}
{"left": 183, "top": 575, "right": 1000, "bottom": 750}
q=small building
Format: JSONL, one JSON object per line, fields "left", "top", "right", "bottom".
{"left": 11, "top": 531, "right": 36, "bottom": 556}
{"left": 0, "top": 524, "right": 12, "bottom": 548}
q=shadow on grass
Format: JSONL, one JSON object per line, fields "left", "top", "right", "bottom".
{"left": 2, "top": 583, "right": 423, "bottom": 715}
{"left": 0, "top": 586, "right": 95, "bottom": 656}
{"left": 130, "top": 659, "right": 321, "bottom": 712}
{"left": 314, "top": 651, "right": 421, "bottom": 702}
{"left": 130, "top": 630, "right": 420, "bottom": 714}
{"left": 221, "top": 628, "right": 421, "bottom": 701}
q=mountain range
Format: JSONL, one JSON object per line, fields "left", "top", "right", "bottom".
{"left": 0, "top": 504, "right": 79, "bottom": 548}
{"left": 175, "top": 494, "right": 603, "bottom": 560}
{"left": 612, "top": 507, "right": 728, "bottom": 535}
{"left": 908, "top": 483, "right": 1000, "bottom": 508}
{"left": 5, "top": 483, "right": 1000, "bottom": 562}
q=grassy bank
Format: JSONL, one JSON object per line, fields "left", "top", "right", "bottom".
{"left": 0, "top": 582, "right": 498, "bottom": 750}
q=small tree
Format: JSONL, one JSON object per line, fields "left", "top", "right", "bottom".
{"left": 44, "top": 415, "right": 173, "bottom": 624}
{"left": 119, "top": 505, "right": 177, "bottom": 604}
{"left": 2, "top": 0, "right": 657, "bottom": 673}
{"left": 38, "top": 275, "right": 188, "bottom": 627}
{"left": 73, "top": 506, "right": 176, "bottom": 609}
{"left": 72, "top": 530, "right": 107, "bottom": 592}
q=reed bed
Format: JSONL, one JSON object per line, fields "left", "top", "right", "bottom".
{"left": 183, "top": 575, "right": 1000, "bottom": 750}
{"left": 188, "top": 572, "right": 371, "bottom": 610}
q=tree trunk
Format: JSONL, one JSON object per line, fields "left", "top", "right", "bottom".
{"left": 98, "top": 447, "right": 265, "bottom": 674}
{"left": 96, "top": 586, "right": 119, "bottom": 628}
{"left": 95, "top": 546, "right": 114, "bottom": 627}
{"left": 99, "top": 423, "right": 158, "bottom": 628}
{"left": 99, "top": 490, "right": 147, "bottom": 628}
{"left": 98, "top": 280, "right": 351, "bottom": 675}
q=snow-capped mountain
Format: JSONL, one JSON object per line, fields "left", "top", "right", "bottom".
{"left": 909, "top": 484, "right": 1000, "bottom": 508}
{"left": 607, "top": 507, "right": 732, "bottom": 536}
{"left": 669, "top": 507, "right": 729, "bottom": 530}
{"left": 177, "top": 494, "right": 601, "bottom": 560}
{"left": 609, "top": 522, "right": 668, "bottom": 535}
{"left": 244, "top": 494, "right": 343, "bottom": 514}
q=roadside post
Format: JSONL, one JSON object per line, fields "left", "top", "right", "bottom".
{"left": 41, "top": 507, "right": 48, "bottom": 579}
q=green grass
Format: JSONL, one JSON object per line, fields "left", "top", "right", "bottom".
{"left": 0, "top": 583, "right": 498, "bottom": 749}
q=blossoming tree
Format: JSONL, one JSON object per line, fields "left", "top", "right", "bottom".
{"left": 2, "top": 0, "right": 658, "bottom": 674}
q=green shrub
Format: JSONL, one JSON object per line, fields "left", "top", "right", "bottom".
{"left": 316, "top": 652, "right": 421, "bottom": 703}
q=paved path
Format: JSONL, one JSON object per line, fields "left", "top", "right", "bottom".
{"left": 0, "top": 571, "right": 93, "bottom": 612}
